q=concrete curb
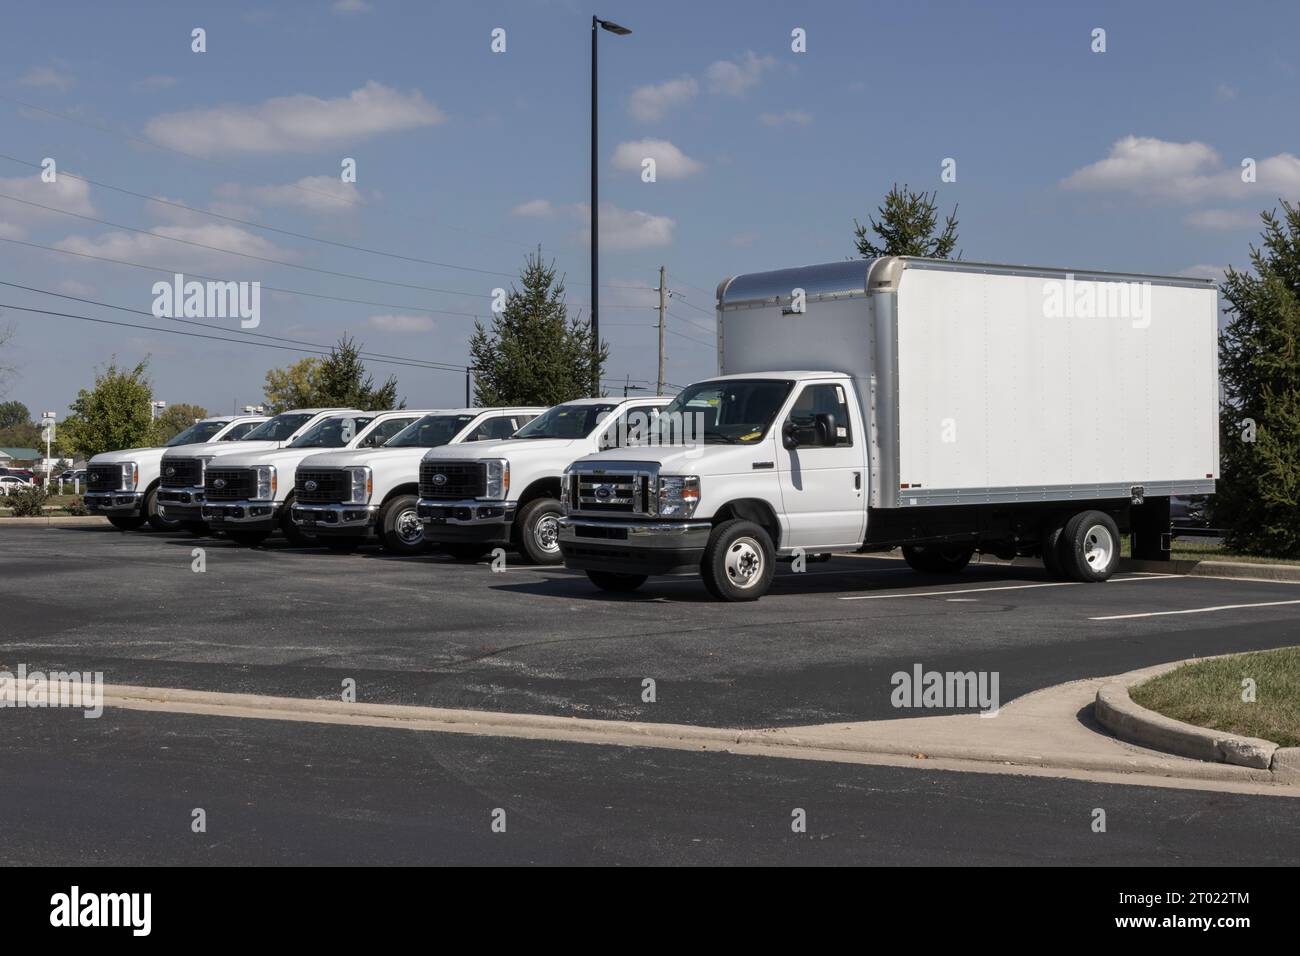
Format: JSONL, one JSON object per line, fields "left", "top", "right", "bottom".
{"left": 0, "top": 515, "right": 108, "bottom": 527}
{"left": 1095, "top": 659, "right": 1292, "bottom": 774}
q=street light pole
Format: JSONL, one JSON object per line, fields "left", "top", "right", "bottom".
{"left": 590, "top": 15, "right": 631, "bottom": 398}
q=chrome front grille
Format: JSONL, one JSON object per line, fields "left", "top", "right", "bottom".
{"left": 161, "top": 456, "right": 202, "bottom": 487}
{"left": 567, "top": 468, "right": 654, "bottom": 516}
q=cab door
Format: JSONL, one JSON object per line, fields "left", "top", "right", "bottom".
{"left": 776, "top": 381, "right": 866, "bottom": 550}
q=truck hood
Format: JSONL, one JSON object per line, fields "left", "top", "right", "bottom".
{"left": 299, "top": 446, "right": 431, "bottom": 469}
{"left": 569, "top": 441, "right": 774, "bottom": 475}
{"left": 208, "top": 446, "right": 326, "bottom": 470}
{"left": 162, "top": 440, "right": 282, "bottom": 460}
{"left": 421, "top": 438, "right": 580, "bottom": 461}
{"left": 90, "top": 447, "right": 166, "bottom": 465}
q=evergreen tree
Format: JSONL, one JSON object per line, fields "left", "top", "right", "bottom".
{"left": 314, "top": 335, "right": 402, "bottom": 410}
{"left": 60, "top": 358, "right": 155, "bottom": 459}
{"left": 1216, "top": 201, "right": 1300, "bottom": 557}
{"left": 854, "top": 183, "right": 960, "bottom": 259}
{"left": 469, "top": 247, "right": 605, "bottom": 405}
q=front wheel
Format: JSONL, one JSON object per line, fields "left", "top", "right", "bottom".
{"left": 700, "top": 519, "right": 775, "bottom": 601}
{"left": 379, "top": 494, "right": 428, "bottom": 556}
{"left": 902, "top": 543, "right": 975, "bottom": 574}
{"left": 144, "top": 486, "right": 179, "bottom": 532}
{"left": 516, "top": 497, "right": 564, "bottom": 565}
{"left": 586, "top": 570, "right": 647, "bottom": 593}
{"left": 279, "top": 499, "right": 311, "bottom": 546}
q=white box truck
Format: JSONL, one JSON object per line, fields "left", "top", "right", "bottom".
{"left": 559, "top": 256, "right": 1219, "bottom": 600}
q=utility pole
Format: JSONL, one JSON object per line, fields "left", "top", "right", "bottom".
{"left": 465, "top": 366, "right": 472, "bottom": 407}
{"left": 656, "top": 265, "right": 666, "bottom": 396}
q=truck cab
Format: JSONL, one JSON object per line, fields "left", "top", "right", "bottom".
{"left": 290, "top": 406, "right": 542, "bottom": 555}
{"left": 417, "top": 396, "right": 671, "bottom": 563}
{"left": 85, "top": 414, "right": 267, "bottom": 532}
{"left": 195, "top": 409, "right": 428, "bottom": 547}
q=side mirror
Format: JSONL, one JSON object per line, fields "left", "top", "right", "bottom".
{"left": 782, "top": 419, "right": 800, "bottom": 449}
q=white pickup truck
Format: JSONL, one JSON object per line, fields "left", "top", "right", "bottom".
{"left": 559, "top": 256, "right": 1219, "bottom": 600}
{"left": 417, "top": 396, "right": 670, "bottom": 563}
{"left": 192, "top": 409, "right": 431, "bottom": 547}
{"left": 290, "top": 406, "right": 543, "bottom": 555}
{"left": 85, "top": 414, "right": 267, "bottom": 531}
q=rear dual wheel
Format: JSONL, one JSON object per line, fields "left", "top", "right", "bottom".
{"left": 1041, "top": 510, "right": 1119, "bottom": 582}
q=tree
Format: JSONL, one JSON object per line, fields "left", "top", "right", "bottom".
{"left": 1216, "top": 200, "right": 1300, "bottom": 557}
{"left": 153, "top": 403, "right": 210, "bottom": 443}
{"left": 854, "top": 183, "right": 960, "bottom": 259}
{"left": 60, "top": 358, "right": 155, "bottom": 460}
{"left": 0, "top": 399, "right": 29, "bottom": 430}
{"left": 469, "top": 247, "right": 605, "bottom": 405}
{"left": 314, "top": 335, "right": 402, "bottom": 410}
{"left": 263, "top": 357, "right": 322, "bottom": 413}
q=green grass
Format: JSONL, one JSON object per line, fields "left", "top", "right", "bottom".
{"left": 1130, "top": 647, "right": 1300, "bottom": 747}
{"left": 1120, "top": 538, "right": 1300, "bottom": 566}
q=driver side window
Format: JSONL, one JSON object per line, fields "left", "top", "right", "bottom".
{"left": 786, "top": 384, "right": 852, "bottom": 447}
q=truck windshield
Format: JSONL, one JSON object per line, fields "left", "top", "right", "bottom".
{"left": 512, "top": 403, "right": 618, "bottom": 440}
{"left": 241, "top": 413, "right": 312, "bottom": 442}
{"left": 289, "top": 416, "right": 376, "bottom": 448}
{"left": 219, "top": 421, "right": 261, "bottom": 440}
{"left": 652, "top": 380, "right": 792, "bottom": 444}
{"left": 385, "top": 414, "right": 476, "bottom": 447}
{"left": 165, "top": 420, "right": 228, "bottom": 446}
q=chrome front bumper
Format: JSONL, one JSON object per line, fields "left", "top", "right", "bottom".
{"left": 558, "top": 516, "right": 712, "bottom": 575}
{"left": 417, "top": 497, "right": 516, "bottom": 545}
{"left": 84, "top": 491, "right": 143, "bottom": 515}
{"left": 291, "top": 502, "right": 380, "bottom": 534}
{"left": 201, "top": 499, "right": 280, "bottom": 528}
{"left": 157, "top": 485, "right": 205, "bottom": 521}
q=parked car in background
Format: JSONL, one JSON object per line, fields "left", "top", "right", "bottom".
{"left": 1170, "top": 494, "right": 1211, "bottom": 528}
{"left": 199, "top": 409, "right": 431, "bottom": 548}
{"left": 292, "top": 406, "right": 543, "bottom": 555}
{"left": 85, "top": 414, "right": 269, "bottom": 532}
{"left": 0, "top": 474, "right": 34, "bottom": 496}
{"left": 418, "top": 396, "right": 671, "bottom": 564}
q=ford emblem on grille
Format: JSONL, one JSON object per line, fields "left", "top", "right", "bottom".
{"left": 595, "top": 485, "right": 613, "bottom": 500}
{"left": 213, "top": 478, "right": 226, "bottom": 489}
{"left": 432, "top": 473, "right": 448, "bottom": 485}
{"left": 304, "top": 480, "right": 318, "bottom": 491}
{"left": 89, "top": 472, "right": 99, "bottom": 481}
{"left": 164, "top": 466, "right": 174, "bottom": 476}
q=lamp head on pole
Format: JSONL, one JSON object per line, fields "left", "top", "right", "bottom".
{"left": 596, "top": 17, "right": 632, "bottom": 35}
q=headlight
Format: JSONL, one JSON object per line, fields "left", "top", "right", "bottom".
{"left": 657, "top": 475, "right": 700, "bottom": 518}
{"left": 254, "top": 464, "right": 277, "bottom": 500}
{"left": 123, "top": 462, "right": 139, "bottom": 491}
{"left": 483, "top": 459, "right": 509, "bottom": 500}
{"left": 346, "top": 466, "right": 372, "bottom": 504}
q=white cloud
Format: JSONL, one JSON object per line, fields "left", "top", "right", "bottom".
{"left": 628, "top": 76, "right": 698, "bottom": 122}
{"left": 611, "top": 139, "right": 703, "bottom": 179}
{"left": 20, "top": 66, "right": 75, "bottom": 91}
{"left": 332, "top": 0, "right": 373, "bottom": 13}
{"left": 0, "top": 172, "right": 95, "bottom": 237}
{"left": 727, "top": 231, "right": 760, "bottom": 248}
{"left": 1061, "top": 136, "right": 1300, "bottom": 202}
{"left": 144, "top": 81, "right": 444, "bottom": 156}
{"left": 368, "top": 313, "right": 434, "bottom": 332}
{"left": 705, "top": 51, "right": 775, "bottom": 96}
{"left": 57, "top": 278, "right": 96, "bottom": 298}
{"left": 759, "top": 110, "right": 812, "bottom": 127}
{"left": 577, "top": 202, "right": 675, "bottom": 250}
{"left": 1185, "top": 208, "right": 1261, "bottom": 230}
{"left": 222, "top": 176, "right": 365, "bottom": 214}
{"left": 132, "top": 75, "right": 177, "bottom": 92}
{"left": 511, "top": 199, "right": 555, "bottom": 218}
{"left": 0, "top": 222, "right": 25, "bottom": 240}
{"left": 1214, "top": 83, "right": 1238, "bottom": 103}
{"left": 56, "top": 223, "right": 291, "bottom": 275}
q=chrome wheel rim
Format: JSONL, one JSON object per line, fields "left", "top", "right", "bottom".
{"left": 395, "top": 508, "right": 423, "bottom": 545}
{"left": 534, "top": 513, "right": 560, "bottom": 554}
{"left": 725, "top": 537, "right": 764, "bottom": 589}
{"left": 1082, "top": 524, "right": 1114, "bottom": 570}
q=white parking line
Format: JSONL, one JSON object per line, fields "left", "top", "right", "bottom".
{"left": 1090, "top": 598, "right": 1300, "bottom": 621}
{"left": 837, "top": 574, "right": 1176, "bottom": 601}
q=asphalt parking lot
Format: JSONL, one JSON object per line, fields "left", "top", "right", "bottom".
{"left": 3, "top": 523, "right": 1299, "bottom": 728}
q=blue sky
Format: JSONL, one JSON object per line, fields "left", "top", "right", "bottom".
{"left": 0, "top": 0, "right": 1296, "bottom": 418}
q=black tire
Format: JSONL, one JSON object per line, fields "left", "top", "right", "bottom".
{"left": 378, "top": 494, "right": 428, "bottom": 556}
{"left": 516, "top": 497, "right": 564, "bottom": 565}
{"left": 442, "top": 543, "right": 493, "bottom": 561}
{"left": 322, "top": 538, "right": 361, "bottom": 552}
{"left": 902, "top": 543, "right": 975, "bottom": 574}
{"left": 1040, "top": 520, "right": 1067, "bottom": 580}
{"left": 107, "top": 515, "right": 146, "bottom": 531}
{"left": 226, "top": 530, "right": 269, "bottom": 547}
{"left": 181, "top": 521, "right": 209, "bottom": 537}
{"left": 143, "top": 485, "right": 179, "bottom": 532}
{"left": 586, "top": 570, "right": 647, "bottom": 593}
{"left": 700, "top": 519, "right": 775, "bottom": 601}
{"left": 279, "top": 498, "right": 311, "bottom": 546}
{"left": 1059, "top": 510, "right": 1120, "bottom": 582}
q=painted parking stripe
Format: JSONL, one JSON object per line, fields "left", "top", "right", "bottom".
{"left": 837, "top": 575, "right": 1176, "bottom": 601}
{"left": 1090, "top": 598, "right": 1300, "bottom": 621}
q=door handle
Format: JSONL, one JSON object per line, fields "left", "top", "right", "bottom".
{"left": 853, "top": 471, "right": 862, "bottom": 490}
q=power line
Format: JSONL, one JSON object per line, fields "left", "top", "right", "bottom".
{"left": 0, "top": 280, "right": 467, "bottom": 372}
{"left": 666, "top": 308, "right": 715, "bottom": 337}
